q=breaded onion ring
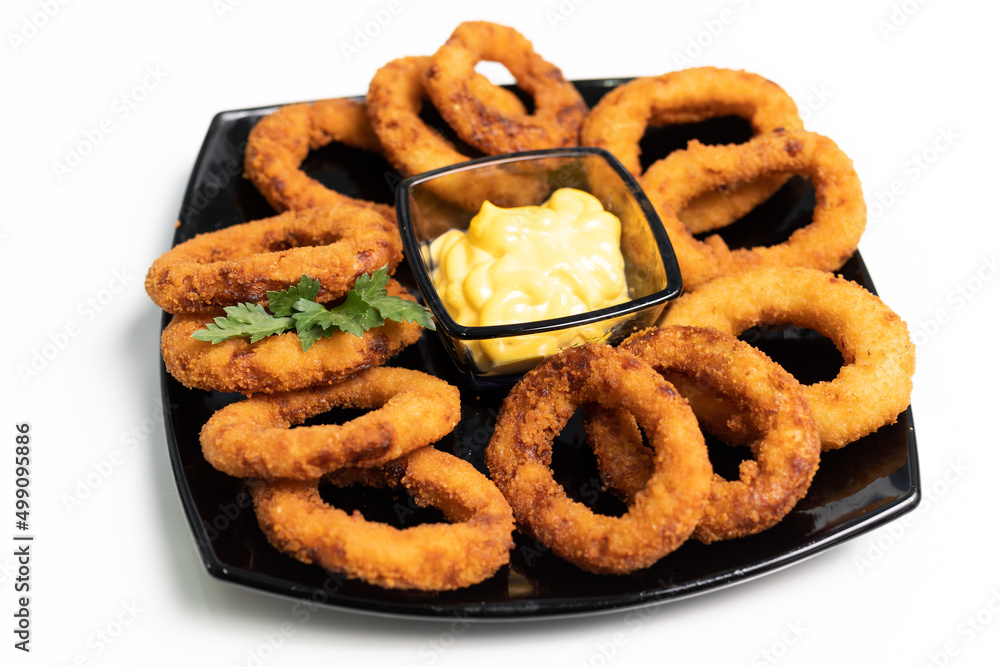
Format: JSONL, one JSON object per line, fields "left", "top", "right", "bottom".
{"left": 424, "top": 21, "right": 587, "bottom": 154}
{"left": 641, "top": 129, "right": 865, "bottom": 290}
{"left": 250, "top": 447, "right": 514, "bottom": 591}
{"left": 245, "top": 83, "right": 526, "bottom": 216}
{"left": 584, "top": 381, "right": 757, "bottom": 504}
{"left": 582, "top": 68, "right": 803, "bottom": 234}
{"left": 485, "top": 344, "right": 712, "bottom": 574}
{"left": 579, "top": 403, "right": 648, "bottom": 504}
{"left": 145, "top": 205, "right": 403, "bottom": 314}
{"left": 586, "top": 326, "right": 821, "bottom": 543}
{"left": 200, "top": 367, "right": 461, "bottom": 479}
{"left": 161, "top": 279, "right": 423, "bottom": 396}
{"left": 366, "top": 55, "right": 545, "bottom": 210}
{"left": 662, "top": 267, "right": 916, "bottom": 449}
{"left": 243, "top": 98, "right": 395, "bottom": 220}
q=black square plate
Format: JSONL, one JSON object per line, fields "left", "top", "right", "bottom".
{"left": 161, "top": 79, "right": 920, "bottom": 619}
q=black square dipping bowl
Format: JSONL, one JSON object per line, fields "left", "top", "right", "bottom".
{"left": 396, "top": 147, "right": 682, "bottom": 388}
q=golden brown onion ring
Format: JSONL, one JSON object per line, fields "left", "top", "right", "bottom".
{"left": 161, "top": 279, "right": 422, "bottom": 395}
{"left": 586, "top": 326, "right": 821, "bottom": 543}
{"left": 424, "top": 21, "right": 587, "bottom": 154}
{"left": 246, "top": 82, "right": 528, "bottom": 215}
{"left": 251, "top": 447, "right": 514, "bottom": 591}
{"left": 579, "top": 402, "right": 650, "bottom": 504}
{"left": 145, "top": 205, "right": 403, "bottom": 314}
{"left": 243, "top": 98, "right": 396, "bottom": 221}
{"left": 581, "top": 68, "right": 803, "bottom": 234}
{"left": 200, "top": 367, "right": 460, "bottom": 479}
{"left": 641, "top": 129, "right": 865, "bottom": 290}
{"left": 662, "top": 267, "right": 916, "bottom": 449}
{"left": 486, "top": 344, "right": 712, "bottom": 574}
{"left": 366, "top": 55, "right": 545, "bottom": 210}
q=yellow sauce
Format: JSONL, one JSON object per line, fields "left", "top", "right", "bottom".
{"left": 428, "top": 188, "right": 630, "bottom": 373}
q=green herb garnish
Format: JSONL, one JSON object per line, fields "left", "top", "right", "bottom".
{"left": 191, "top": 303, "right": 294, "bottom": 344}
{"left": 191, "top": 267, "right": 434, "bottom": 351}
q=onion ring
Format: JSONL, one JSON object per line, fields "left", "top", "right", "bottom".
{"left": 161, "top": 279, "right": 422, "bottom": 396}
{"left": 586, "top": 378, "right": 759, "bottom": 487}
{"left": 578, "top": 403, "right": 648, "bottom": 504}
{"left": 243, "top": 98, "right": 396, "bottom": 221}
{"left": 145, "top": 205, "right": 403, "bottom": 314}
{"left": 245, "top": 82, "right": 527, "bottom": 216}
{"left": 250, "top": 447, "right": 514, "bottom": 591}
{"left": 200, "top": 367, "right": 460, "bottom": 479}
{"left": 662, "top": 267, "right": 916, "bottom": 449}
{"left": 581, "top": 68, "right": 803, "bottom": 234}
{"left": 424, "top": 21, "right": 587, "bottom": 154}
{"left": 485, "top": 344, "right": 712, "bottom": 574}
{"left": 586, "top": 326, "right": 820, "bottom": 543}
{"left": 366, "top": 55, "right": 545, "bottom": 210}
{"left": 641, "top": 128, "right": 866, "bottom": 290}
{"left": 162, "top": 313, "right": 420, "bottom": 396}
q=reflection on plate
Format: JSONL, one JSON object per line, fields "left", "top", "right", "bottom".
{"left": 161, "top": 79, "right": 920, "bottom": 619}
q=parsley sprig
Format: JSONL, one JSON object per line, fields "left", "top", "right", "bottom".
{"left": 191, "top": 267, "right": 434, "bottom": 351}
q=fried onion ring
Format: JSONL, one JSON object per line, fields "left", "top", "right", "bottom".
{"left": 662, "top": 267, "right": 916, "bottom": 449}
{"left": 579, "top": 403, "right": 649, "bottom": 504}
{"left": 200, "top": 367, "right": 460, "bottom": 479}
{"left": 145, "top": 205, "right": 403, "bottom": 314}
{"left": 485, "top": 344, "right": 711, "bottom": 574}
{"left": 586, "top": 326, "right": 820, "bottom": 543}
{"left": 250, "top": 447, "right": 514, "bottom": 590}
{"left": 581, "top": 68, "right": 803, "bottom": 234}
{"left": 424, "top": 21, "right": 587, "bottom": 154}
{"left": 243, "top": 98, "right": 396, "bottom": 220}
{"left": 641, "top": 129, "right": 865, "bottom": 290}
{"left": 161, "top": 279, "right": 422, "bottom": 395}
{"left": 366, "top": 55, "right": 545, "bottom": 210}
{"left": 245, "top": 82, "right": 528, "bottom": 216}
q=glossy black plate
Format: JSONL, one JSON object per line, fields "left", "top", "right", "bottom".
{"left": 161, "top": 79, "right": 920, "bottom": 619}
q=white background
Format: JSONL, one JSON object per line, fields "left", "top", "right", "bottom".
{"left": 2, "top": 0, "right": 998, "bottom": 665}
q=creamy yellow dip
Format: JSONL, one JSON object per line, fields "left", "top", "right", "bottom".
{"left": 428, "top": 188, "right": 630, "bottom": 373}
